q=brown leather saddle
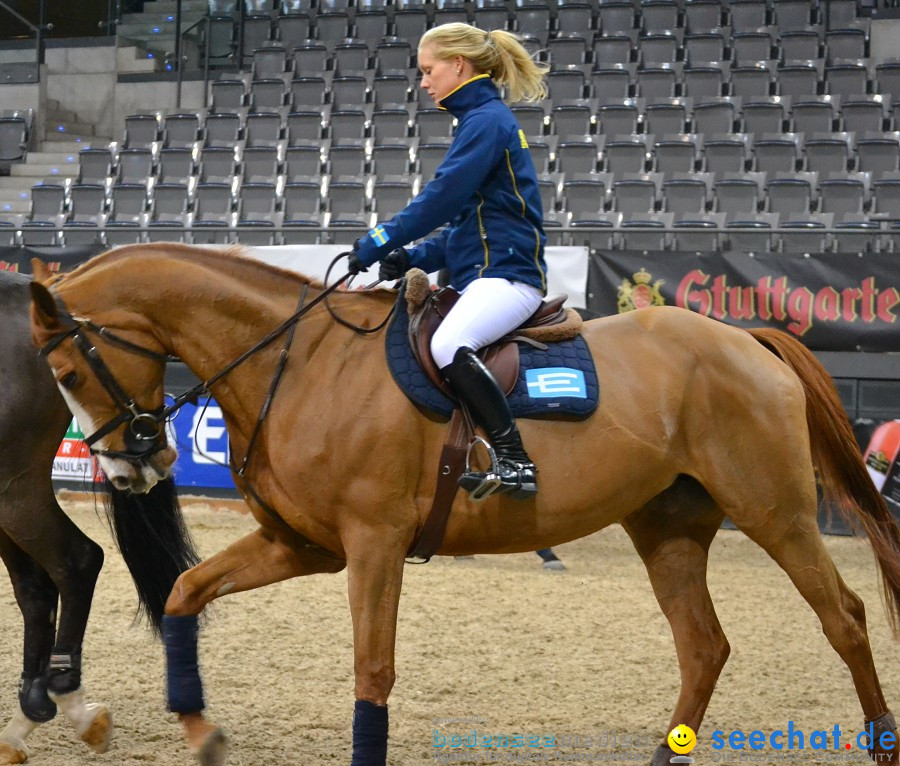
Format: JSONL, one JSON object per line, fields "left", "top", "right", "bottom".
{"left": 407, "top": 287, "right": 569, "bottom": 397}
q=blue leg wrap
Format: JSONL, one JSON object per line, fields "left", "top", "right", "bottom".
{"left": 162, "top": 615, "right": 205, "bottom": 713}
{"left": 351, "top": 700, "right": 388, "bottom": 766}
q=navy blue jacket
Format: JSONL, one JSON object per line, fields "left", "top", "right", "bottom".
{"left": 354, "top": 75, "right": 548, "bottom": 293}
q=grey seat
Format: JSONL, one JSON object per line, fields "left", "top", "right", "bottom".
{"left": 875, "top": 62, "right": 900, "bottom": 101}
{"left": 683, "top": 63, "right": 727, "bottom": 99}
{"left": 604, "top": 136, "right": 646, "bottom": 175}
{"left": 416, "top": 109, "right": 454, "bottom": 140}
{"left": 826, "top": 61, "right": 869, "bottom": 98}
{"left": 683, "top": 0, "right": 722, "bottom": 34}
{"left": 331, "top": 76, "right": 369, "bottom": 108}
{"left": 804, "top": 133, "right": 851, "bottom": 174}
{"left": 284, "top": 181, "right": 322, "bottom": 220}
{"left": 374, "top": 40, "right": 413, "bottom": 72}
{"left": 726, "top": 212, "right": 777, "bottom": 252}
{"left": 773, "top": 0, "right": 812, "bottom": 33}
{"left": 654, "top": 135, "right": 698, "bottom": 174}
{"left": 109, "top": 184, "right": 148, "bottom": 223}
{"left": 253, "top": 46, "right": 289, "bottom": 80}
{"left": 753, "top": 133, "right": 800, "bottom": 173}
{"left": 328, "top": 143, "right": 367, "bottom": 176}
{"left": 371, "top": 143, "right": 412, "bottom": 176}
{"left": 205, "top": 112, "right": 242, "bottom": 147}
{"left": 290, "top": 77, "right": 328, "bottom": 108}
{"left": 833, "top": 215, "right": 880, "bottom": 253}
{"left": 841, "top": 98, "right": 886, "bottom": 134}
{"left": 547, "top": 69, "right": 587, "bottom": 101}
{"left": 79, "top": 148, "right": 113, "bottom": 183}
{"left": 620, "top": 212, "right": 672, "bottom": 250}
{"left": 329, "top": 108, "right": 368, "bottom": 141}
{"left": 372, "top": 75, "right": 410, "bottom": 107}
{"left": 151, "top": 183, "right": 191, "bottom": 223}
{"left": 124, "top": 114, "right": 161, "bottom": 149}
{"left": 873, "top": 177, "right": 900, "bottom": 216}
{"left": 568, "top": 212, "right": 621, "bottom": 250}
{"left": 164, "top": 113, "right": 203, "bottom": 149}
{"left": 777, "top": 62, "right": 821, "bottom": 98}
{"left": 792, "top": 98, "right": 837, "bottom": 134}
{"left": 118, "top": 148, "right": 154, "bottom": 184}
{"left": 547, "top": 34, "right": 589, "bottom": 68}
{"left": 30, "top": 184, "right": 67, "bottom": 219}
{"left": 672, "top": 212, "right": 726, "bottom": 250}
{"left": 644, "top": 99, "right": 689, "bottom": 136}
{"left": 562, "top": 177, "right": 610, "bottom": 218}
{"left": 210, "top": 79, "right": 246, "bottom": 112}
{"left": 597, "top": 2, "right": 636, "bottom": 35}
{"left": 551, "top": 104, "right": 593, "bottom": 137}
{"left": 766, "top": 172, "right": 815, "bottom": 214}
{"left": 511, "top": 105, "right": 546, "bottom": 136}
{"left": 21, "top": 221, "right": 62, "bottom": 246}
{"left": 287, "top": 111, "right": 323, "bottom": 143}
{"left": 69, "top": 184, "right": 106, "bottom": 222}
{"left": 662, "top": 178, "right": 709, "bottom": 213}
{"left": 592, "top": 35, "right": 633, "bottom": 68}
{"left": 514, "top": 5, "right": 551, "bottom": 46}
{"left": 818, "top": 177, "right": 865, "bottom": 216}
{"left": 612, "top": 176, "right": 658, "bottom": 214}
{"left": 372, "top": 180, "right": 412, "bottom": 218}
{"left": 0, "top": 117, "right": 28, "bottom": 164}
{"left": 780, "top": 29, "right": 821, "bottom": 62}
{"left": 729, "top": 0, "right": 767, "bottom": 30}
{"left": 354, "top": 11, "right": 390, "bottom": 43}
{"left": 200, "top": 146, "right": 238, "bottom": 182}
{"left": 590, "top": 66, "right": 633, "bottom": 101}
{"left": 640, "top": 33, "right": 679, "bottom": 67}
{"left": 291, "top": 41, "right": 327, "bottom": 73}
{"left": 731, "top": 30, "right": 774, "bottom": 64}
{"left": 250, "top": 78, "right": 288, "bottom": 112}
{"left": 641, "top": 0, "right": 678, "bottom": 33}
{"left": 597, "top": 101, "right": 639, "bottom": 136}
{"left": 243, "top": 146, "right": 280, "bottom": 182}
{"left": 692, "top": 98, "right": 736, "bottom": 134}
{"left": 238, "top": 182, "right": 278, "bottom": 222}
{"left": 636, "top": 65, "right": 678, "bottom": 99}
{"left": 857, "top": 135, "right": 900, "bottom": 179}
{"left": 558, "top": 137, "right": 600, "bottom": 174}
{"left": 333, "top": 42, "right": 370, "bottom": 75}
{"left": 742, "top": 97, "right": 788, "bottom": 134}
{"left": 826, "top": 29, "right": 866, "bottom": 62}
{"left": 780, "top": 213, "right": 832, "bottom": 253}
{"left": 194, "top": 182, "right": 234, "bottom": 223}
{"left": 371, "top": 107, "right": 411, "bottom": 140}
{"left": 242, "top": 17, "right": 273, "bottom": 64}
{"left": 730, "top": 62, "right": 774, "bottom": 98}
{"left": 715, "top": 177, "right": 759, "bottom": 214}
{"left": 684, "top": 31, "right": 726, "bottom": 65}
{"left": 245, "top": 112, "right": 282, "bottom": 147}
{"left": 703, "top": 133, "right": 747, "bottom": 173}
{"left": 312, "top": 12, "right": 351, "bottom": 49}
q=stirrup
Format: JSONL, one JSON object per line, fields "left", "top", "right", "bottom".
{"left": 459, "top": 436, "right": 502, "bottom": 502}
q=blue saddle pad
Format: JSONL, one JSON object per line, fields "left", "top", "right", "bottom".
{"left": 385, "top": 291, "right": 600, "bottom": 420}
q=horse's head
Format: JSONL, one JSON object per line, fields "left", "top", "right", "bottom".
{"left": 29, "top": 269, "right": 178, "bottom": 494}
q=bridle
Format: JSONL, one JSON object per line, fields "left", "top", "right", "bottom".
{"left": 39, "top": 309, "right": 178, "bottom": 462}
{"left": 37, "top": 257, "right": 380, "bottom": 466}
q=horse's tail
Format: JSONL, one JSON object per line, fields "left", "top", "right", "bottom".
{"left": 101, "top": 477, "right": 201, "bottom": 637}
{"left": 749, "top": 327, "right": 900, "bottom": 635}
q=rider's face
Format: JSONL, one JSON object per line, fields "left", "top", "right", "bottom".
{"left": 418, "top": 45, "right": 463, "bottom": 105}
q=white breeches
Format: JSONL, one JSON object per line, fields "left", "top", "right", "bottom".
{"left": 430, "top": 278, "right": 544, "bottom": 369}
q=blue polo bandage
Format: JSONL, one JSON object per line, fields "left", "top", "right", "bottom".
{"left": 351, "top": 700, "right": 388, "bottom": 765}
{"left": 163, "top": 614, "right": 205, "bottom": 713}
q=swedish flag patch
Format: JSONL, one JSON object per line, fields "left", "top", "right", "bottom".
{"left": 369, "top": 225, "right": 389, "bottom": 246}
{"left": 518, "top": 129, "right": 529, "bottom": 149}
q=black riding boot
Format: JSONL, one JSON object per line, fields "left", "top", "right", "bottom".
{"left": 442, "top": 347, "right": 537, "bottom": 500}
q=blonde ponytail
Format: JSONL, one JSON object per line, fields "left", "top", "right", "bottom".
{"left": 419, "top": 23, "right": 549, "bottom": 103}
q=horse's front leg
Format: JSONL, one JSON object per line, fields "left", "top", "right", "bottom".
{"left": 163, "top": 527, "right": 345, "bottom": 766}
{"left": 345, "top": 529, "right": 408, "bottom": 766}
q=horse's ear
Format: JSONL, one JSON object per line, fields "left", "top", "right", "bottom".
{"left": 29, "top": 281, "right": 61, "bottom": 331}
{"left": 31, "top": 258, "right": 53, "bottom": 284}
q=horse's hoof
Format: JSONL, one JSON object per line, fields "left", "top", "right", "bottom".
{"left": 0, "top": 741, "right": 28, "bottom": 764}
{"left": 194, "top": 727, "right": 227, "bottom": 766}
{"left": 79, "top": 705, "right": 112, "bottom": 753}
{"left": 649, "top": 744, "right": 675, "bottom": 766}
{"left": 543, "top": 559, "right": 567, "bottom": 571}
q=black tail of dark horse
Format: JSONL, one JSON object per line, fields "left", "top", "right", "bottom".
{"left": 102, "top": 478, "right": 201, "bottom": 638}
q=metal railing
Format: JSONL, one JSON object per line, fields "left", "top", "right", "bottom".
{"left": 0, "top": 0, "right": 51, "bottom": 68}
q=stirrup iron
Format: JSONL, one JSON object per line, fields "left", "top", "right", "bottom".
{"left": 459, "top": 436, "right": 502, "bottom": 502}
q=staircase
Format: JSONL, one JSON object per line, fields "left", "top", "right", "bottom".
{"left": 116, "top": 0, "right": 210, "bottom": 70}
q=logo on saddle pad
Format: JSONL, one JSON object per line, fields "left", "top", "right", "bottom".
{"left": 525, "top": 368, "right": 587, "bottom": 399}
{"left": 617, "top": 268, "right": 666, "bottom": 313}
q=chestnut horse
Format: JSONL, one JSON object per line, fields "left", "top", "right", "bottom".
{"left": 27, "top": 243, "right": 900, "bottom": 766}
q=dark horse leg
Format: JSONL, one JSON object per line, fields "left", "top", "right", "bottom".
{"left": 0, "top": 272, "right": 108, "bottom": 761}
{"left": 620, "top": 477, "right": 728, "bottom": 766}
{"left": 0, "top": 475, "right": 108, "bottom": 763}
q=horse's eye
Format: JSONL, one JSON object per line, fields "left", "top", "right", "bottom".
{"left": 59, "top": 372, "right": 78, "bottom": 390}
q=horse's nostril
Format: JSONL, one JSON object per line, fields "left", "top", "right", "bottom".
{"left": 110, "top": 476, "right": 131, "bottom": 491}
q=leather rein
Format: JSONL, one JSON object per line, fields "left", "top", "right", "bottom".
{"left": 37, "top": 254, "right": 386, "bottom": 467}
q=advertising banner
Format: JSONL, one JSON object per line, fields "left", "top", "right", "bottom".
{"left": 587, "top": 251, "right": 900, "bottom": 351}
{"left": 51, "top": 418, "right": 97, "bottom": 483}
{"left": 164, "top": 396, "right": 235, "bottom": 490}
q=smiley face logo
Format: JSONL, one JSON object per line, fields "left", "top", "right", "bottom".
{"left": 668, "top": 724, "right": 697, "bottom": 755}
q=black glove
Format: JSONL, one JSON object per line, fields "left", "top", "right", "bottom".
{"left": 378, "top": 248, "right": 411, "bottom": 282}
{"left": 347, "top": 248, "right": 367, "bottom": 276}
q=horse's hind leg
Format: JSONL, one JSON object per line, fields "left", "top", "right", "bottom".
{"left": 0, "top": 528, "right": 59, "bottom": 764}
{"left": 733, "top": 500, "right": 896, "bottom": 761}
{"left": 620, "top": 477, "right": 727, "bottom": 766}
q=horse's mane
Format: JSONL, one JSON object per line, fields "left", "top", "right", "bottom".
{"left": 55, "top": 243, "right": 391, "bottom": 299}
